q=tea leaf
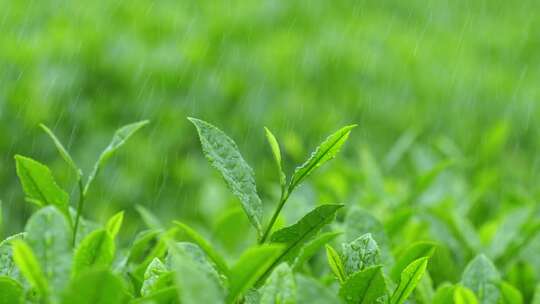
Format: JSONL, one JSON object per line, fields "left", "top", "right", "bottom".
{"left": 73, "top": 229, "right": 115, "bottom": 277}
{"left": 341, "top": 233, "right": 381, "bottom": 276}
{"left": 39, "top": 123, "right": 82, "bottom": 178}
{"left": 390, "top": 241, "right": 436, "bottom": 282}
{"left": 461, "top": 255, "right": 500, "bottom": 304}
{"left": 390, "top": 257, "right": 429, "bottom": 304}
{"left": 454, "top": 285, "right": 479, "bottom": 304}
{"left": 14, "top": 155, "right": 70, "bottom": 216}
{"left": 260, "top": 263, "right": 296, "bottom": 304}
{"left": 293, "top": 231, "right": 341, "bottom": 270}
{"left": 106, "top": 211, "right": 124, "bottom": 239}
{"left": 289, "top": 125, "right": 356, "bottom": 191}
{"left": 189, "top": 117, "right": 263, "bottom": 234}
{"left": 62, "top": 269, "right": 130, "bottom": 304}
{"left": 0, "top": 276, "right": 24, "bottom": 304}
{"left": 326, "top": 244, "right": 347, "bottom": 284}
{"left": 339, "top": 265, "right": 388, "bottom": 304}
{"left": 499, "top": 281, "right": 523, "bottom": 304}
{"left": 85, "top": 120, "right": 149, "bottom": 195}
{"left": 227, "top": 244, "right": 283, "bottom": 303}
{"left": 296, "top": 274, "right": 342, "bottom": 304}
{"left": 12, "top": 240, "right": 49, "bottom": 297}
{"left": 264, "top": 127, "right": 286, "bottom": 188}
{"left": 140, "top": 258, "right": 172, "bottom": 297}
{"left": 0, "top": 233, "right": 25, "bottom": 280}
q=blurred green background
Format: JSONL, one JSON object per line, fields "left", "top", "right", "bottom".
{"left": 1, "top": 0, "right": 539, "bottom": 247}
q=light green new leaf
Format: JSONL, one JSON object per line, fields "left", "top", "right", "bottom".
{"left": 12, "top": 240, "right": 48, "bottom": 297}
{"left": 390, "top": 257, "right": 429, "bottom": 304}
{"left": 260, "top": 263, "right": 296, "bottom": 304}
{"left": 532, "top": 284, "right": 540, "bottom": 304}
{"left": 39, "top": 124, "right": 82, "bottom": 178}
{"left": 62, "top": 269, "right": 130, "bottom": 304}
{"left": 73, "top": 229, "right": 115, "bottom": 277}
{"left": 127, "top": 229, "right": 168, "bottom": 283}
{"left": 433, "top": 283, "right": 456, "bottom": 304}
{"left": 228, "top": 244, "right": 284, "bottom": 303}
{"left": 0, "top": 276, "right": 24, "bottom": 304}
{"left": 270, "top": 204, "right": 344, "bottom": 264}
{"left": 390, "top": 242, "right": 436, "bottom": 282}
{"left": 25, "top": 206, "right": 72, "bottom": 294}
{"left": 296, "top": 274, "right": 343, "bottom": 304}
{"left": 14, "top": 155, "right": 70, "bottom": 216}
{"left": 106, "top": 211, "right": 124, "bottom": 239}
{"left": 84, "top": 120, "right": 149, "bottom": 195}
{"left": 454, "top": 285, "right": 479, "bottom": 304}
{"left": 0, "top": 233, "right": 25, "bottom": 280}
{"left": 499, "top": 281, "right": 523, "bottom": 304}
{"left": 141, "top": 258, "right": 173, "bottom": 297}
{"left": 172, "top": 242, "right": 225, "bottom": 304}
{"left": 341, "top": 233, "right": 380, "bottom": 276}
{"left": 135, "top": 205, "right": 164, "bottom": 230}
{"left": 264, "top": 127, "right": 286, "bottom": 188}
{"left": 189, "top": 117, "right": 263, "bottom": 234}
{"left": 339, "top": 265, "right": 388, "bottom": 304}
{"left": 326, "top": 244, "right": 347, "bottom": 284}
{"left": 174, "top": 221, "right": 229, "bottom": 276}
{"left": 288, "top": 125, "right": 356, "bottom": 191}
{"left": 293, "top": 231, "right": 341, "bottom": 270}
{"left": 461, "top": 255, "right": 500, "bottom": 304}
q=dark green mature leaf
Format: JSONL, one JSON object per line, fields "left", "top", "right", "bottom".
{"left": 390, "top": 257, "right": 429, "bottom": 304}
{"left": 0, "top": 233, "right": 25, "bottom": 280}
{"left": 172, "top": 242, "right": 225, "bottom": 304}
{"left": 39, "top": 124, "right": 82, "bottom": 178}
{"left": 0, "top": 276, "right": 24, "bottom": 304}
{"left": 454, "top": 285, "right": 479, "bottom": 304}
{"left": 14, "top": 155, "right": 70, "bottom": 216}
{"left": 228, "top": 244, "right": 283, "bottom": 303}
{"left": 84, "top": 120, "right": 149, "bottom": 195}
{"left": 73, "top": 229, "right": 115, "bottom": 277}
{"left": 174, "top": 221, "right": 229, "bottom": 276}
{"left": 62, "top": 269, "right": 130, "bottom": 304}
{"left": 271, "top": 204, "right": 344, "bottom": 263}
{"left": 326, "top": 244, "right": 347, "bottom": 284}
{"left": 339, "top": 265, "right": 388, "bottom": 304}
{"left": 293, "top": 231, "right": 341, "bottom": 270}
{"left": 12, "top": 240, "right": 48, "bottom": 298}
{"left": 264, "top": 127, "right": 286, "bottom": 188}
{"left": 260, "top": 263, "right": 296, "bottom": 304}
{"left": 390, "top": 242, "right": 436, "bottom": 282}
{"left": 296, "top": 274, "right": 342, "bottom": 304}
{"left": 106, "top": 211, "right": 124, "bottom": 239}
{"left": 25, "top": 206, "right": 72, "bottom": 295}
{"left": 288, "top": 125, "right": 356, "bottom": 191}
{"left": 189, "top": 117, "right": 263, "bottom": 234}
{"left": 341, "top": 233, "right": 380, "bottom": 276}
{"left": 461, "top": 255, "right": 500, "bottom": 304}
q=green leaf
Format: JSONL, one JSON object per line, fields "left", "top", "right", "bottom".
{"left": 135, "top": 204, "right": 164, "bottom": 230}
{"left": 0, "top": 233, "right": 25, "bottom": 280}
{"left": 228, "top": 244, "right": 284, "bottom": 303}
{"left": 73, "top": 229, "right": 115, "bottom": 277}
{"left": 433, "top": 283, "right": 455, "bottom": 304}
{"left": 12, "top": 240, "right": 48, "bottom": 298}
{"left": 415, "top": 271, "right": 435, "bottom": 304}
{"left": 341, "top": 233, "right": 380, "bottom": 276}
{"left": 293, "top": 231, "right": 341, "bottom": 271}
{"left": 84, "top": 120, "right": 149, "bottom": 195}
{"left": 106, "top": 211, "right": 124, "bottom": 239}
{"left": 260, "top": 263, "right": 296, "bottom": 304}
{"left": 454, "top": 285, "right": 479, "bottom": 304}
{"left": 339, "top": 265, "right": 388, "bottom": 304}
{"left": 532, "top": 284, "right": 540, "bottom": 304}
{"left": 25, "top": 206, "right": 72, "bottom": 294}
{"left": 264, "top": 127, "right": 286, "bottom": 188}
{"left": 461, "top": 255, "right": 500, "bottom": 304}
{"left": 14, "top": 155, "right": 70, "bottom": 216}
{"left": 172, "top": 242, "right": 225, "bottom": 304}
{"left": 296, "top": 274, "right": 342, "bottom": 304}
{"left": 0, "top": 276, "right": 24, "bottom": 304}
{"left": 62, "top": 269, "right": 130, "bottom": 304}
{"left": 288, "top": 125, "right": 356, "bottom": 191}
{"left": 390, "top": 241, "right": 436, "bottom": 282}
{"left": 270, "top": 204, "right": 344, "bottom": 264}
{"left": 39, "top": 123, "right": 82, "bottom": 178}
{"left": 141, "top": 258, "right": 173, "bottom": 297}
{"left": 390, "top": 257, "right": 429, "bottom": 304}
{"left": 325, "top": 244, "right": 347, "bottom": 284}
{"left": 188, "top": 117, "right": 263, "bottom": 234}
{"left": 499, "top": 281, "right": 523, "bottom": 304}
{"left": 127, "top": 229, "right": 170, "bottom": 285}
{"left": 174, "top": 221, "right": 229, "bottom": 276}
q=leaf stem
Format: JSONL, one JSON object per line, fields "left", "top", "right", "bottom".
{"left": 259, "top": 190, "right": 290, "bottom": 243}
{"left": 72, "top": 178, "right": 85, "bottom": 246}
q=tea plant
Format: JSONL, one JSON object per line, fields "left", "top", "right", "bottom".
{"left": 0, "top": 118, "right": 538, "bottom": 304}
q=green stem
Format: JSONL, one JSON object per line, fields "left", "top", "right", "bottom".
{"left": 72, "top": 179, "right": 85, "bottom": 246}
{"left": 259, "top": 190, "right": 290, "bottom": 243}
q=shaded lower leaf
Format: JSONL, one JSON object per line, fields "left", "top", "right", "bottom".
{"left": 73, "top": 229, "right": 115, "bottom": 277}
{"left": 293, "top": 231, "right": 341, "bottom": 271}
{"left": 260, "top": 263, "right": 296, "bottom": 304}
{"left": 339, "top": 265, "right": 388, "bottom": 304}
{"left": 62, "top": 269, "right": 130, "bottom": 304}
{"left": 0, "top": 276, "right": 24, "bottom": 304}
{"left": 390, "top": 242, "right": 436, "bottom": 282}
{"left": 296, "top": 274, "right": 342, "bottom": 304}
{"left": 461, "top": 255, "right": 500, "bottom": 304}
